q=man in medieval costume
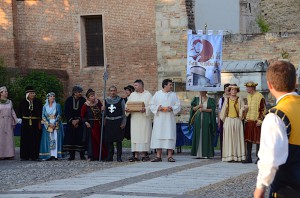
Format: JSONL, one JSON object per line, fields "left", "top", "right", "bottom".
{"left": 217, "top": 83, "right": 230, "bottom": 158}
{"left": 243, "top": 81, "right": 266, "bottom": 164}
{"left": 18, "top": 86, "right": 43, "bottom": 161}
{"left": 104, "top": 85, "right": 126, "bottom": 162}
{"left": 123, "top": 85, "right": 134, "bottom": 140}
{"left": 63, "top": 85, "right": 86, "bottom": 160}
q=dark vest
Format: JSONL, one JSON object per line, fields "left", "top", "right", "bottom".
{"left": 105, "top": 98, "right": 123, "bottom": 118}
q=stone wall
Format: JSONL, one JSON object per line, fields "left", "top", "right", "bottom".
{"left": 223, "top": 32, "right": 300, "bottom": 65}
{"left": 155, "top": 0, "right": 300, "bottom": 121}
{"left": 260, "top": 0, "right": 300, "bottom": 32}
{"left": 155, "top": 0, "right": 300, "bottom": 85}
{"left": 240, "top": 0, "right": 261, "bottom": 34}
{"left": 5, "top": 0, "right": 158, "bottom": 98}
{"left": 155, "top": 0, "right": 188, "bottom": 89}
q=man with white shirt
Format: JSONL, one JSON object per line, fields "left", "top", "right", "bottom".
{"left": 150, "top": 79, "right": 181, "bottom": 162}
{"left": 254, "top": 61, "right": 300, "bottom": 198}
{"left": 125, "top": 79, "right": 152, "bottom": 162}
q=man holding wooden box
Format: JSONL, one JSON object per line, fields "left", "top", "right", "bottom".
{"left": 125, "top": 79, "right": 152, "bottom": 162}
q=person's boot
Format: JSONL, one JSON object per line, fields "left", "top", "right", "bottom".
{"left": 144, "top": 152, "right": 150, "bottom": 161}
{"left": 80, "top": 151, "right": 86, "bottom": 160}
{"left": 117, "top": 155, "right": 122, "bottom": 162}
{"left": 106, "top": 143, "right": 114, "bottom": 162}
{"left": 255, "top": 144, "right": 260, "bottom": 164}
{"left": 116, "top": 141, "right": 122, "bottom": 162}
{"left": 242, "top": 142, "right": 252, "bottom": 163}
{"left": 68, "top": 151, "right": 75, "bottom": 161}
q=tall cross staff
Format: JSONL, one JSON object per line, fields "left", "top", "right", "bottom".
{"left": 99, "top": 59, "right": 108, "bottom": 161}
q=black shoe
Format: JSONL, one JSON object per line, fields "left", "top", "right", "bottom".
{"left": 142, "top": 156, "right": 150, "bottom": 162}
{"left": 80, "top": 152, "right": 86, "bottom": 160}
{"left": 129, "top": 157, "right": 139, "bottom": 162}
{"left": 117, "top": 156, "right": 122, "bottom": 162}
{"left": 105, "top": 158, "right": 113, "bottom": 162}
{"left": 151, "top": 157, "right": 162, "bottom": 162}
{"left": 242, "top": 158, "right": 252, "bottom": 164}
{"left": 80, "top": 156, "right": 86, "bottom": 160}
{"left": 68, "top": 157, "right": 75, "bottom": 161}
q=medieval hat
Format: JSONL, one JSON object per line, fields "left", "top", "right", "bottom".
{"left": 46, "top": 92, "right": 55, "bottom": 98}
{"left": 0, "top": 86, "right": 7, "bottom": 93}
{"left": 228, "top": 84, "right": 240, "bottom": 92}
{"left": 224, "top": 83, "right": 230, "bottom": 90}
{"left": 124, "top": 85, "right": 134, "bottom": 92}
{"left": 86, "top": 88, "right": 95, "bottom": 97}
{"left": 25, "top": 86, "right": 35, "bottom": 93}
{"left": 72, "top": 85, "right": 83, "bottom": 94}
{"left": 244, "top": 81, "right": 258, "bottom": 87}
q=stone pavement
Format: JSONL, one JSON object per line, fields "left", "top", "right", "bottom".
{"left": 0, "top": 152, "right": 257, "bottom": 198}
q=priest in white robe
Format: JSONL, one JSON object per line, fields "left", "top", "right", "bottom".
{"left": 150, "top": 79, "right": 181, "bottom": 162}
{"left": 125, "top": 79, "right": 152, "bottom": 162}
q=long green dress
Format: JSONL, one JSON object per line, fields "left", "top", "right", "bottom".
{"left": 189, "top": 97, "right": 216, "bottom": 158}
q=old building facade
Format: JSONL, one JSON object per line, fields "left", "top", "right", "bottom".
{"left": 1, "top": 0, "right": 300, "bottom": 101}
{"left": 155, "top": 0, "right": 300, "bottom": 92}
{"left": 1, "top": 0, "right": 158, "bottom": 97}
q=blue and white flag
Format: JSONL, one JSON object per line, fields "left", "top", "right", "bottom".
{"left": 186, "top": 30, "right": 223, "bottom": 91}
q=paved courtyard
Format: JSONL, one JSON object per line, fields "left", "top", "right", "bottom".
{"left": 0, "top": 149, "right": 260, "bottom": 198}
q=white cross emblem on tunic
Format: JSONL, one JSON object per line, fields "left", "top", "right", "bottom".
{"left": 108, "top": 104, "right": 116, "bottom": 113}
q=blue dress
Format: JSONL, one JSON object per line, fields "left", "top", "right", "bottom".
{"left": 39, "top": 102, "right": 64, "bottom": 160}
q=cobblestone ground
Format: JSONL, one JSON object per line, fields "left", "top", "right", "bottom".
{"left": 0, "top": 148, "right": 268, "bottom": 197}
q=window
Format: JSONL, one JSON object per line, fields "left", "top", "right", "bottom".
{"left": 80, "top": 15, "right": 104, "bottom": 67}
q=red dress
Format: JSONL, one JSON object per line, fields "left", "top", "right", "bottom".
{"left": 81, "top": 100, "right": 108, "bottom": 160}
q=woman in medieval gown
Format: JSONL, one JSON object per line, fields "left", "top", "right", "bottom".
{"left": 39, "top": 92, "right": 64, "bottom": 160}
{"left": 0, "top": 86, "right": 18, "bottom": 160}
{"left": 189, "top": 91, "right": 216, "bottom": 158}
{"left": 81, "top": 89, "right": 108, "bottom": 161}
{"left": 220, "top": 84, "right": 246, "bottom": 162}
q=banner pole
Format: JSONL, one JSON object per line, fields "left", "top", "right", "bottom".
{"left": 99, "top": 60, "right": 108, "bottom": 161}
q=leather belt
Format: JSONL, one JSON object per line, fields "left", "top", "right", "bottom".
{"left": 106, "top": 116, "right": 123, "bottom": 120}
{"left": 22, "top": 116, "right": 40, "bottom": 126}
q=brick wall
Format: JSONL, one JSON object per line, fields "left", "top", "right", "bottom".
{"left": 12, "top": 0, "right": 157, "bottom": 98}
{"left": 0, "top": 0, "right": 15, "bottom": 67}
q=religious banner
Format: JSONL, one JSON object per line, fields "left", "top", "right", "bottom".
{"left": 186, "top": 30, "right": 223, "bottom": 91}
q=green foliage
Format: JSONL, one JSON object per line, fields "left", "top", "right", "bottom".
{"left": 14, "top": 136, "right": 20, "bottom": 147}
{"left": 0, "top": 57, "right": 10, "bottom": 87}
{"left": 256, "top": 15, "right": 270, "bottom": 33}
{"left": 281, "top": 49, "right": 289, "bottom": 59}
{"left": 122, "top": 139, "right": 131, "bottom": 148}
{"left": 10, "top": 71, "right": 64, "bottom": 108}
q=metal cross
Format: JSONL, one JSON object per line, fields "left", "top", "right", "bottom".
{"left": 108, "top": 104, "right": 116, "bottom": 113}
